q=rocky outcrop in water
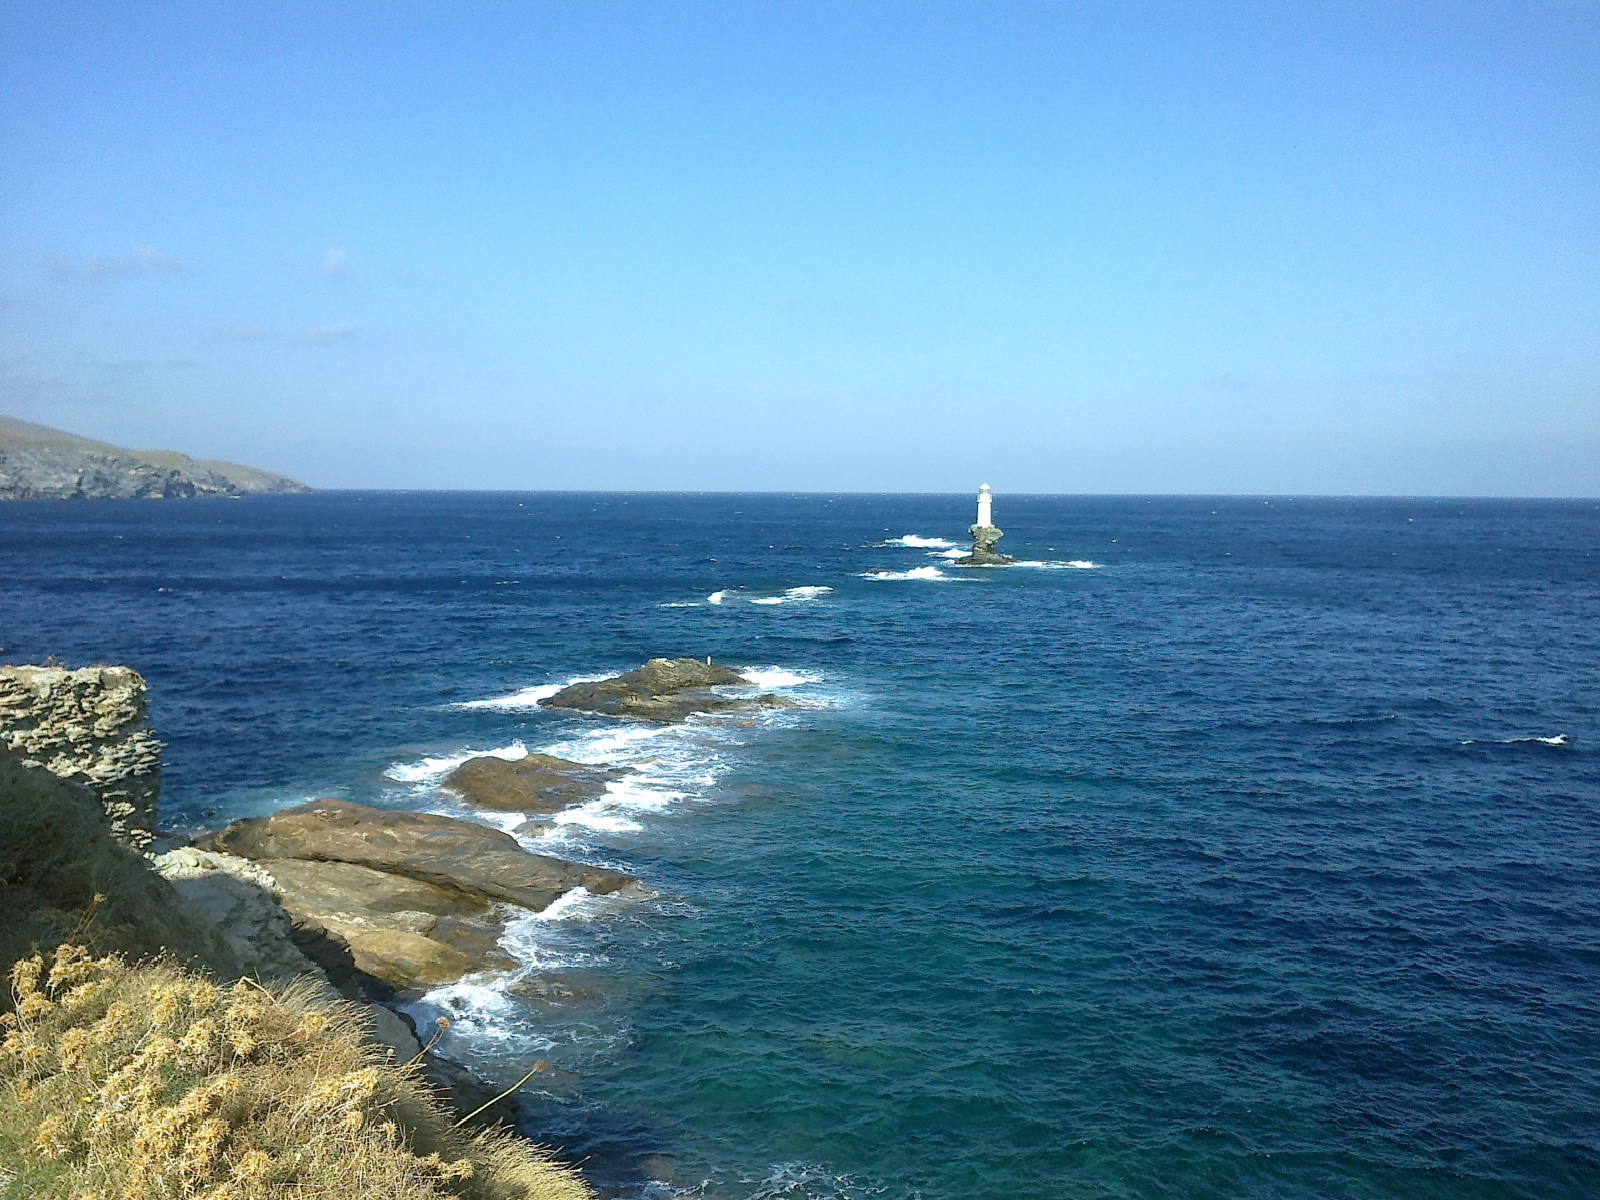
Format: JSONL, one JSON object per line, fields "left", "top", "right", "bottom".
{"left": 954, "top": 523, "right": 1014, "bottom": 566}
{"left": 541, "top": 657, "right": 796, "bottom": 723}
{"left": 0, "top": 665, "right": 163, "bottom": 846}
{"left": 198, "top": 798, "right": 637, "bottom": 993}
{"left": 444, "top": 752, "right": 621, "bottom": 814}
{"left": 0, "top": 414, "right": 310, "bottom": 500}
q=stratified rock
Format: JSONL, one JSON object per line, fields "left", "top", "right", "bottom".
{"left": 541, "top": 657, "right": 788, "bottom": 723}
{"left": 152, "top": 847, "right": 311, "bottom": 984}
{"left": 264, "top": 858, "right": 516, "bottom": 991}
{"left": 0, "top": 742, "right": 239, "bottom": 980}
{"left": 953, "top": 523, "right": 1014, "bottom": 567}
{"left": 443, "top": 752, "right": 620, "bottom": 814}
{"left": 0, "top": 664, "right": 162, "bottom": 846}
{"left": 199, "top": 798, "right": 633, "bottom": 914}
{"left": 0, "top": 414, "right": 310, "bottom": 500}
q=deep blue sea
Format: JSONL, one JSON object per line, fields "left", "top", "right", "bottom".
{"left": 3, "top": 493, "right": 1598, "bottom": 1199}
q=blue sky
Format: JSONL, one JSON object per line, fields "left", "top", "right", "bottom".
{"left": 1, "top": 1, "right": 1595, "bottom": 493}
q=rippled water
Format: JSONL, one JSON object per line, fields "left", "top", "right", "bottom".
{"left": 3, "top": 493, "right": 1597, "bottom": 1199}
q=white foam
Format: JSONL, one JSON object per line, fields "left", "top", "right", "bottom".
{"left": 450, "top": 672, "right": 614, "bottom": 711}
{"left": 385, "top": 741, "right": 527, "bottom": 783}
{"left": 531, "top": 886, "right": 598, "bottom": 922}
{"left": 737, "top": 665, "right": 819, "bottom": 690}
{"left": 551, "top": 806, "right": 645, "bottom": 834}
{"left": 1010, "top": 559, "right": 1102, "bottom": 570}
{"left": 933, "top": 547, "right": 968, "bottom": 559}
{"left": 404, "top": 980, "right": 559, "bottom": 1051}
{"left": 453, "top": 682, "right": 565, "bottom": 710}
{"left": 657, "top": 600, "right": 699, "bottom": 608}
{"left": 712, "top": 584, "right": 834, "bottom": 607}
{"left": 541, "top": 723, "right": 676, "bottom": 763}
{"left": 547, "top": 773, "right": 687, "bottom": 836}
{"left": 861, "top": 565, "right": 957, "bottom": 581}
{"left": 884, "top": 534, "right": 958, "bottom": 548}
{"left": 1462, "top": 734, "right": 1569, "bottom": 747}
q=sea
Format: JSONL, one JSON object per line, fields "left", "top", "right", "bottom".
{"left": 2, "top": 492, "right": 1597, "bottom": 1200}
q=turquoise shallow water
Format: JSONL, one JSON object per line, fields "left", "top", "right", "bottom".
{"left": 2, "top": 493, "right": 1598, "bottom": 1198}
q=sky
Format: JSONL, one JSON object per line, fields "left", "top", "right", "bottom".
{"left": 1, "top": 1, "right": 1596, "bottom": 494}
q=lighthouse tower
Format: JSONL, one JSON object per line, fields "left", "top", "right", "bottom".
{"left": 961, "top": 483, "right": 1013, "bottom": 565}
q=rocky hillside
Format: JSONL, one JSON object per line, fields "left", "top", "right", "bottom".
{"left": 0, "top": 414, "right": 310, "bottom": 500}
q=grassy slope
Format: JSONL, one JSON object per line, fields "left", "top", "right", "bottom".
{"left": 0, "top": 746, "right": 592, "bottom": 1200}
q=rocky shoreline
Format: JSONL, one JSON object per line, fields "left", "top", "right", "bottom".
{"left": 1, "top": 655, "right": 781, "bottom": 1188}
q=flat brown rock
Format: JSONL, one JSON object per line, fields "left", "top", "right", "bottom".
{"left": 540, "top": 657, "right": 785, "bottom": 723}
{"left": 442, "top": 752, "right": 619, "bottom": 813}
{"left": 262, "top": 858, "right": 515, "bottom": 991}
{"left": 198, "top": 798, "right": 632, "bottom": 913}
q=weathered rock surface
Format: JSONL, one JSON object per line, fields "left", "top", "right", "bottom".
{"left": 443, "top": 752, "right": 621, "bottom": 813}
{"left": 266, "top": 858, "right": 516, "bottom": 990}
{"left": 0, "top": 664, "right": 162, "bottom": 846}
{"left": 541, "top": 657, "right": 794, "bottom": 723}
{"left": 149, "top": 846, "right": 425, "bottom": 1059}
{"left": 0, "top": 742, "right": 241, "bottom": 981}
{"left": 197, "top": 798, "right": 635, "bottom": 993}
{"left": 953, "top": 523, "right": 1014, "bottom": 567}
{"left": 0, "top": 413, "right": 310, "bottom": 501}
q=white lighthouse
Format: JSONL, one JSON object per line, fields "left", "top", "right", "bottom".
{"left": 960, "top": 483, "right": 1011, "bottom": 565}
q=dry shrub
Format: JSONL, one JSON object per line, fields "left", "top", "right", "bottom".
{"left": 0, "top": 746, "right": 238, "bottom": 982}
{"left": 0, "top": 945, "right": 591, "bottom": 1200}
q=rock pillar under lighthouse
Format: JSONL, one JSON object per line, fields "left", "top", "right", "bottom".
{"left": 959, "top": 483, "right": 1014, "bottom": 566}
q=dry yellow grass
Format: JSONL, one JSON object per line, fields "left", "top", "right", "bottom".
{"left": 0, "top": 945, "right": 592, "bottom": 1200}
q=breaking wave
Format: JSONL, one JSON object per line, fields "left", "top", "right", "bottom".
{"left": 703, "top": 585, "right": 836, "bottom": 607}
{"left": 860, "top": 566, "right": 961, "bottom": 582}
{"left": 1460, "top": 734, "right": 1569, "bottom": 747}
{"left": 385, "top": 741, "right": 527, "bottom": 783}
{"left": 882, "top": 534, "right": 959, "bottom": 548}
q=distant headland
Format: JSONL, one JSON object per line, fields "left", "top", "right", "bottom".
{"left": 0, "top": 414, "right": 310, "bottom": 500}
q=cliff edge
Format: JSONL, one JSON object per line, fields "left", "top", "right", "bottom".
{"left": 0, "top": 665, "right": 162, "bottom": 847}
{"left": 0, "top": 666, "right": 595, "bottom": 1197}
{"left": 0, "top": 414, "right": 310, "bottom": 500}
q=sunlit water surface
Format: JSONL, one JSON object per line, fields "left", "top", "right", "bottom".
{"left": 3, "top": 493, "right": 1597, "bottom": 1199}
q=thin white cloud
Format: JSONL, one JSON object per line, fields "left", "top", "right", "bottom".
{"left": 217, "top": 323, "right": 275, "bottom": 342}
{"left": 48, "top": 247, "right": 184, "bottom": 280}
{"left": 295, "top": 322, "right": 356, "bottom": 344}
{"left": 216, "top": 321, "right": 356, "bottom": 345}
{"left": 322, "top": 249, "right": 352, "bottom": 280}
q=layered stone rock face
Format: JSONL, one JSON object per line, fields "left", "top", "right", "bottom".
{"left": 0, "top": 414, "right": 310, "bottom": 500}
{"left": 199, "top": 798, "right": 637, "bottom": 993}
{"left": 956, "top": 523, "right": 1014, "bottom": 566}
{"left": 0, "top": 665, "right": 163, "bottom": 846}
{"left": 541, "top": 657, "right": 795, "bottom": 723}
{"left": 0, "top": 740, "right": 241, "bottom": 981}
